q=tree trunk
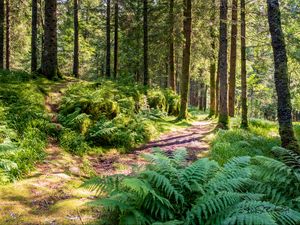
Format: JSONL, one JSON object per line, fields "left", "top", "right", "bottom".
{"left": 228, "top": 0, "right": 238, "bottom": 117}
{"left": 209, "top": 0, "right": 216, "bottom": 117}
{"left": 31, "top": 0, "right": 38, "bottom": 72}
{"left": 168, "top": 0, "right": 175, "bottom": 91}
{"left": 240, "top": 0, "right": 248, "bottom": 128}
{"left": 143, "top": 0, "right": 148, "bottom": 86}
{"left": 113, "top": 0, "right": 118, "bottom": 79}
{"left": 177, "top": 0, "right": 192, "bottom": 120}
{"left": 106, "top": 0, "right": 111, "bottom": 77}
{"left": 0, "top": 0, "right": 4, "bottom": 69}
{"left": 216, "top": 57, "right": 220, "bottom": 115}
{"left": 217, "top": 0, "right": 229, "bottom": 129}
{"left": 73, "top": 0, "right": 79, "bottom": 78}
{"left": 41, "top": 0, "right": 58, "bottom": 79}
{"left": 267, "top": 0, "right": 299, "bottom": 153}
{"left": 5, "top": 0, "right": 9, "bottom": 70}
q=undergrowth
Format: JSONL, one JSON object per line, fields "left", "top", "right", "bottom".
{"left": 84, "top": 147, "right": 300, "bottom": 225}
{"left": 58, "top": 79, "right": 181, "bottom": 154}
{"left": 0, "top": 71, "right": 51, "bottom": 183}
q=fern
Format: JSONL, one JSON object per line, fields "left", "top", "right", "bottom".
{"left": 85, "top": 148, "right": 300, "bottom": 225}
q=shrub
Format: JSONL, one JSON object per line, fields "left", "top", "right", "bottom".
{"left": 84, "top": 148, "right": 300, "bottom": 225}
{"left": 147, "top": 89, "right": 167, "bottom": 112}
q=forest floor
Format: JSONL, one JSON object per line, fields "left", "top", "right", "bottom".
{"left": 0, "top": 81, "right": 215, "bottom": 225}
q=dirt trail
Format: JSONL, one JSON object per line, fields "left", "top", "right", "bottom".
{"left": 90, "top": 120, "right": 215, "bottom": 176}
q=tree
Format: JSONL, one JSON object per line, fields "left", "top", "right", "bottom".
{"left": 106, "top": 0, "right": 111, "bottom": 78}
{"left": 0, "top": 0, "right": 3, "bottom": 69}
{"left": 217, "top": 0, "right": 229, "bottom": 129}
{"left": 267, "top": 0, "right": 299, "bottom": 153}
{"left": 209, "top": 0, "right": 217, "bottom": 117}
{"left": 240, "top": 0, "right": 248, "bottom": 128}
{"left": 73, "top": 0, "right": 79, "bottom": 78}
{"left": 177, "top": 0, "right": 192, "bottom": 120}
{"left": 5, "top": 0, "right": 9, "bottom": 70}
{"left": 31, "top": 0, "right": 38, "bottom": 72}
{"left": 143, "top": 0, "right": 148, "bottom": 86}
{"left": 228, "top": 0, "right": 238, "bottom": 117}
{"left": 41, "top": 0, "right": 58, "bottom": 79}
{"left": 168, "top": 0, "right": 175, "bottom": 91}
{"left": 113, "top": 0, "right": 118, "bottom": 79}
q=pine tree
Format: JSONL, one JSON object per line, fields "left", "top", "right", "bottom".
{"left": 31, "top": 0, "right": 38, "bottom": 72}
{"left": 5, "top": 0, "right": 9, "bottom": 70}
{"left": 177, "top": 0, "right": 192, "bottom": 120}
{"left": 106, "top": 0, "right": 111, "bottom": 78}
{"left": 143, "top": 0, "right": 149, "bottom": 86}
{"left": 113, "top": 0, "right": 118, "bottom": 79}
{"left": 73, "top": 0, "right": 79, "bottom": 78}
{"left": 168, "top": 0, "right": 175, "bottom": 91}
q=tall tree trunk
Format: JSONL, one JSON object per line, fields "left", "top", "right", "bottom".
{"left": 178, "top": 0, "right": 192, "bottom": 120}
{"left": 209, "top": 0, "right": 217, "bottom": 117}
{"left": 113, "top": 0, "right": 118, "bottom": 79}
{"left": 73, "top": 0, "right": 79, "bottom": 78}
{"left": 228, "top": 0, "right": 238, "bottom": 117}
{"left": 240, "top": 0, "right": 248, "bottom": 128}
{"left": 31, "top": 0, "right": 38, "bottom": 72}
{"left": 216, "top": 58, "right": 220, "bottom": 115}
{"left": 106, "top": 0, "right": 111, "bottom": 77}
{"left": 41, "top": 0, "right": 57, "bottom": 79}
{"left": 217, "top": 0, "right": 229, "bottom": 129}
{"left": 0, "top": 0, "right": 4, "bottom": 69}
{"left": 267, "top": 0, "right": 299, "bottom": 153}
{"left": 5, "top": 0, "right": 9, "bottom": 70}
{"left": 143, "top": 0, "right": 148, "bottom": 86}
{"left": 168, "top": 0, "right": 175, "bottom": 91}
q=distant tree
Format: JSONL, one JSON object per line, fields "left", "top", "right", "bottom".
{"left": 31, "top": 0, "right": 38, "bottom": 72}
{"left": 41, "top": 0, "right": 58, "bottom": 79}
{"left": 0, "top": 0, "right": 4, "bottom": 69}
{"left": 240, "top": 0, "right": 248, "bottom": 128}
{"left": 5, "top": 0, "right": 9, "bottom": 70}
{"left": 217, "top": 0, "right": 229, "bottom": 129}
{"left": 113, "top": 0, "right": 118, "bottom": 79}
{"left": 168, "top": 0, "right": 175, "bottom": 91}
{"left": 177, "top": 0, "right": 192, "bottom": 120}
{"left": 73, "top": 0, "right": 79, "bottom": 78}
{"left": 106, "top": 0, "right": 111, "bottom": 78}
{"left": 267, "top": 0, "right": 299, "bottom": 153}
{"left": 228, "top": 0, "right": 238, "bottom": 117}
{"left": 143, "top": 0, "right": 148, "bottom": 86}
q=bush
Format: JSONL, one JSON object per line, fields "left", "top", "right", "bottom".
{"left": 84, "top": 148, "right": 300, "bottom": 225}
{"left": 58, "top": 80, "right": 180, "bottom": 152}
{"left": 59, "top": 129, "right": 90, "bottom": 155}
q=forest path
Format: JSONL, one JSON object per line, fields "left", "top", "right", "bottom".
{"left": 0, "top": 80, "right": 98, "bottom": 225}
{"left": 0, "top": 79, "right": 215, "bottom": 224}
{"left": 90, "top": 120, "right": 215, "bottom": 176}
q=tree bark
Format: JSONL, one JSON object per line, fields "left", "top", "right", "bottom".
{"left": 143, "top": 0, "right": 149, "bottom": 86}
{"left": 240, "top": 0, "right": 248, "bottom": 128}
{"left": 31, "top": 0, "right": 38, "bottom": 72}
{"left": 41, "top": 0, "right": 58, "bottom": 79}
{"left": 217, "top": 0, "right": 229, "bottom": 129}
{"left": 73, "top": 0, "right": 79, "bottom": 78}
{"left": 106, "top": 0, "right": 111, "bottom": 77}
{"left": 5, "top": 0, "right": 9, "bottom": 70}
{"left": 0, "top": 0, "right": 3, "bottom": 69}
{"left": 168, "top": 0, "right": 176, "bottom": 91}
{"left": 113, "top": 0, "right": 118, "bottom": 79}
{"left": 178, "top": 0, "right": 192, "bottom": 120}
{"left": 267, "top": 0, "right": 299, "bottom": 153}
{"left": 228, "top": 0, "right": 238, "bottom": 117}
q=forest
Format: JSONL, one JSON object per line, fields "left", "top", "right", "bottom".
{"left": 0, "top": 0, "right": 299, "bottom": 224}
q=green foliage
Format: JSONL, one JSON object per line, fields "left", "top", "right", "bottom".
{"left": 0, "top": 71, "right": 50, "bottom": 182}
{"left": 58, "top": 80, "right": 180, "bottom": 152}
{"left": 59, "top": 129, "right": 90, "bottom": 155}
{"left": 84, "top": 148, "right": 300, "bottom": 225}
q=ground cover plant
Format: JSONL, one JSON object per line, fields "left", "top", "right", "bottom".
{"left": 0, "top": 71, "right": 52, "bottom": 183}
